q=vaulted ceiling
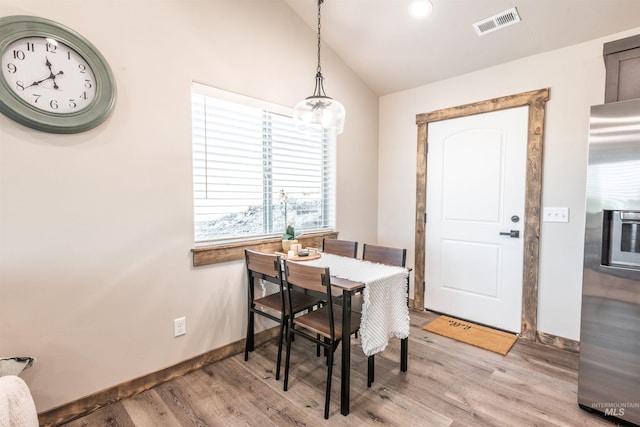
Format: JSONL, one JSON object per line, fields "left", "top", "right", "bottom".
{"left": 284, "top": 0, "right": 640, "bottom": 96}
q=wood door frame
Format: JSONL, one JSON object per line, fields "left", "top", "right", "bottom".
{"left": 414, "top": 88, "right": 550, "bottom": 341}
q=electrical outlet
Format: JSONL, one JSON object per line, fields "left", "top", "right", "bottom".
{"left": 174, "top": 317, "right": 186, "bottom": 337}
{"left": 543, "top": 207, "right": 570, "bottom": 223}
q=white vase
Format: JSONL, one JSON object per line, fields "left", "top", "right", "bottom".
{"left": 282, "top": 239, "right": 298, "bottom": 252}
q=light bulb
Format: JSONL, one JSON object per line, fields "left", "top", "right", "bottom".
{"left": 409, "top": 0, "right": 433, "bottom": 18}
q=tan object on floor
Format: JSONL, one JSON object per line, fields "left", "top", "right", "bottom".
{"left": 423, "top": 315, "right": 517, "bottom": 355}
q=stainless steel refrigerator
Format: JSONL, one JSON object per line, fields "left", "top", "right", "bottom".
{"left": 579, "top": 98, "right": 640, "bottom": 425}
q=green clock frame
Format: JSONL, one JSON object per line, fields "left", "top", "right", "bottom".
{"left": 0, "top": 15, "right": 116, "bottom": 133}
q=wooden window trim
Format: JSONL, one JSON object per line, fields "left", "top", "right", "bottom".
{"left": 192, "top": 231, "right": 338, "bottom": 266}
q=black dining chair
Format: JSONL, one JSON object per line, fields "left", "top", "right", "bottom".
{"left": 282, "top": 260, "right": 361, "bottom": 419}
{"left": 361, "top": 243, "right": 409, "bottom": 387}
{"left": 244, "top": 249, "right": 324, "bottom": 380}
{"left": 322, "top": 237, "right": 358, "bottom": 258}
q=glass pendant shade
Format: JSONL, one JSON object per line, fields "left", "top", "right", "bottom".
{"left": 293, "top": 94, "right": 345, "bottom": 134}
{"left": 294, "top": 0, "right": 345, "bottom": 135}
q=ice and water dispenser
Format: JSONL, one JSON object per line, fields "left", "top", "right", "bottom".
{"left": 602, "top": 210, "right": 640, "bottom": 268}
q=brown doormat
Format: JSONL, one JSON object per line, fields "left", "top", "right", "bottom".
{"left": 423, "top": 315, "right": 518, "bottom": 355}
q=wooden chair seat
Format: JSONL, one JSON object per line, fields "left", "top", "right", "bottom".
{"left": 293, "top": 304, "right": 360, "bottom": 340}
{"left": 256, "top": 291, "right": 323, "bottom": 315}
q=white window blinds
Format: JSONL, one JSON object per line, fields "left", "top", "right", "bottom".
{"left": 191, "top": 83, "right": 336, "bottom": 244}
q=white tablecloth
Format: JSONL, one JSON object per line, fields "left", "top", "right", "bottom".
{"left": 304, "top": 253, "right": 410, "bottom": 356}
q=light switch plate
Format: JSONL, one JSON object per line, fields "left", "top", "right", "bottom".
{"left": 174, "top": 317, "right": 186, "bottom": 337}
{"left": 543, "top": 207, "right": 569, "bottom": 223}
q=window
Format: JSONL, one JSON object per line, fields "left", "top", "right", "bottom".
{"left": 191, "top": 83, "right": 336, "bottom": 244}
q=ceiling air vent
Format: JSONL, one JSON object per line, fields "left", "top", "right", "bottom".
{"left": 473, "top": 7, "right": 521, "bottom": 36}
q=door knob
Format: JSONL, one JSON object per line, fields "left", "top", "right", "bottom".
{"left": 499, "top": 230, "right": 520, "bottom": 238}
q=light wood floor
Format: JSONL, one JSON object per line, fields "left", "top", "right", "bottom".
{"left": 61, "top": 310, "right": 617, "bottom": 426}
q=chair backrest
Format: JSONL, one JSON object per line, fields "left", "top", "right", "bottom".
{"left": 284, "top": 260, "right": 331, "bottom": 295}
{"left": 362, "top": 244, "right": 407, "bottom": 267}
{"left": 284, "top": 260, "right": 335, "bottom": 337}
{"left": 322, "top": 238, "right": 358, "bottom": 258}
{"left": 245, "top": 249, "right": 282, "bottom": 284}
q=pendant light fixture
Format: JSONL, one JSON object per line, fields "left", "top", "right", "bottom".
{"left": 293, "top": 0, "right": 345, "bottom": 135}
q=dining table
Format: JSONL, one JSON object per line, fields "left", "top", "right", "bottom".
{"left": 298, "top": 251, "right": 411, "bottom": 416}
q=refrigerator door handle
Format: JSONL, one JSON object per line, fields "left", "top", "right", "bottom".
{"left": 620, "top": 211, "right": 640, "bottom": 222}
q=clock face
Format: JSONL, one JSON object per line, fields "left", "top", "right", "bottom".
{"left": 1, "top": 36, "right": 97, "bottom": 114}
{"left": 0, "top": 15, "right": 116, "bottom": 133}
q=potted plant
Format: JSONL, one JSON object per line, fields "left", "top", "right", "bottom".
{"left": 280, "top": 189, "right": 301, "bottom": 252}
{"left": 282, "top": 224, "right": 301, "bottom": 252}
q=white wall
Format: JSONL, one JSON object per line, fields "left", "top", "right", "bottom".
{"left": 0, "top": 0, "right": 378, "bottom": 412}
{"left": 5, "top": 0, "right": 638, "bottom": 414}
{"left": 378, "top": 26, "right": 640, "bottom": 341}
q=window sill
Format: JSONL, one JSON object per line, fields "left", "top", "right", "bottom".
{"left": 191, "top": 231, "right": 338, "bottom": 266}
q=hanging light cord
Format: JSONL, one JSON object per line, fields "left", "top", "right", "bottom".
{"left": 312, "top": 0, "right": 328, "bottom": 99}
{"left": 316, "top": 0, "right": 323, "bottom": 75}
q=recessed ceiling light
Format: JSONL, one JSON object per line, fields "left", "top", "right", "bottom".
{"left": 409, "top": 0, "right": 433, "bottom": 18}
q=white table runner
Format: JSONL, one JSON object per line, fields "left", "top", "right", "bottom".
{"left": 304, "top": 253, "right": 410, "bottom": 356}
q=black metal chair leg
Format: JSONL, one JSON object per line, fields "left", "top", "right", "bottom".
{"left": 275, "top": 321, "right": 286, "bottom": 380}
{"left": 325, "top": 350, "right": 333, "bottom": 419}
{"left": 284, "top": 327, "right": 293, "bottom": 392}
{"left": 324, "top": 337, "right": 330, "bottom": 364}
{"left": 244, "top": 311, "right": 254, "bottom": 361}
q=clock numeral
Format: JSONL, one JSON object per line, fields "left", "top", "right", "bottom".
{"left": 12, "top": 49, "right": 26, "bottom": 60}
{"left": 46, "top": 43, "right": 57, "bottom": 53}
{"left": 6, "top": 63, "right": 17, "bottom": 74}
{"left": 49, "top": 100, "right": 59, "bottom": 110}
{"left": 80, "top": 91, "right": 88, "bottom": 100}
{"left": 26, "top": 42, "right": 35, "bottom": 52}
{"left": 15, "top": 81, "right": 25, "bottom": 91}
{"left": 32, "top": 93, "right": 41, "bottom": 103}
{"left": 84, "top": 79, "right": 93, "bottom": 89}
{"left": 78, "top": 64, "right": 87, "bottom": 73}
{"left": 69, "top": 99, "right": 77, "bottom": 109}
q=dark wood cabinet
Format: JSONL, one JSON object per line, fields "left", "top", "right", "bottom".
{"left": 604, "top": 34, "right": 640, "bottom": 103}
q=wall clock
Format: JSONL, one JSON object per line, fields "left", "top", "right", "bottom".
{"left": 0, "top": 15, "right": 116, "bottom": 133}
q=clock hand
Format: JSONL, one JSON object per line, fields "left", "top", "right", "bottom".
{"left": 44, "top": 57, "right": 64, "bottom": 90}
{"left": 25, "top": 76, "right": 52, "bottom": 89}
{"left": 51, "top": 71, "right": 63, "bottom": 89}
{"left": 21, "top": 58, "right": 55, "bottom": 89}
{"left": 24, "top": 71, "right": 64, "bottom": 89}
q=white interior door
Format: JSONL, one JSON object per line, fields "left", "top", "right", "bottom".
{"left": 425, "top": 106, "right": 528, "bottom": 333}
